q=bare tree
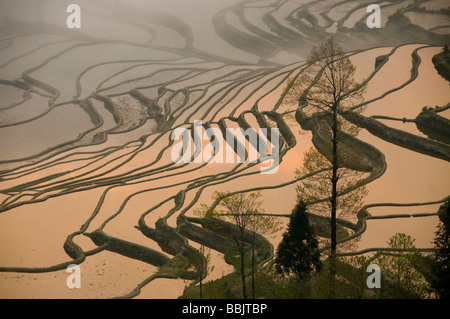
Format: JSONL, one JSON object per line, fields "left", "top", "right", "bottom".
{"left": 198, "top": 245, "right": 214, "bottom": 299}
{"left": 286, "top": 38, "right": 367, "bottom": 279}
{"left": 196, "top": 191, "right": 279, "bottom": 299}
{"left": 246, "top": 199, "right": 281, "bottom": 299}
{"left": 295, "top": 146, "right": 368, "bottom": 254}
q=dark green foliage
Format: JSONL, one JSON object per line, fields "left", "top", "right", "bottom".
{"left": 431, "top": 199, "right": 450, "bottom": 299}
{"left": 254, "top": 264, "right": 311, "bottom": 299}
{"left": 275, "top": 201, "right": 322, "bottom": 279}
{"left": 375, "top": 55, "right": 388, "bottom": 69}
{"left": 181, "top": 272, "right": 242, "bottom": 299}
{"left": 415, "top": 107, "right": 450, "bottom": 144}
{"left": 432, "top": 46, "right": 450, "bottom": 82}
{"left": 375, "top": 233, "right": 429, "bottom": 299}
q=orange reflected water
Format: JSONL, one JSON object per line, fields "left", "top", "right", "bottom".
{"left": 0, "top": 45, "right": 449, "bottom": 298}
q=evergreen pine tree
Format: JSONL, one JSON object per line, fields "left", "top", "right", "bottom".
{"left": 275, "top": 201, "right": 322, "bottom": 279}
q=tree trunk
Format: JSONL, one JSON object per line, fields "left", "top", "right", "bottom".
{"left": 330, "top": 104, "right": 339, "bottom": 290}
{"left": 199, "top": 255, "right": 203, "bottom": 299}
{"left": 251, "top": 234, "right": 255, "bottom": 299}
{"left": 240, "top": 240, "right": 247, "bottom": 299}
{"left": 200, "top": 277, "right": 203, "bottom": 299}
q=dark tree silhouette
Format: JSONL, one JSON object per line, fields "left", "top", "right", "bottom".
{"left": 275, "top": 201, "right": 322, "bottom": 279}
{"left": 198, "top": 245, "right": 214, "bottom": 299}
{"left": 286, "top": 38, "right": 367, "bottom": 279}
{"left": 195, "top": 191, "right": 278, "bottom": 299}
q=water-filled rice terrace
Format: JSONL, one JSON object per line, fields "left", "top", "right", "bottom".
{"left": 0, "top": 0, "right": 449, "bottom": 298}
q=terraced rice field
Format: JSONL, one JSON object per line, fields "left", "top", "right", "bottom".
{"left": 0, "top": 0, "right": 449, "bottom": 298}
